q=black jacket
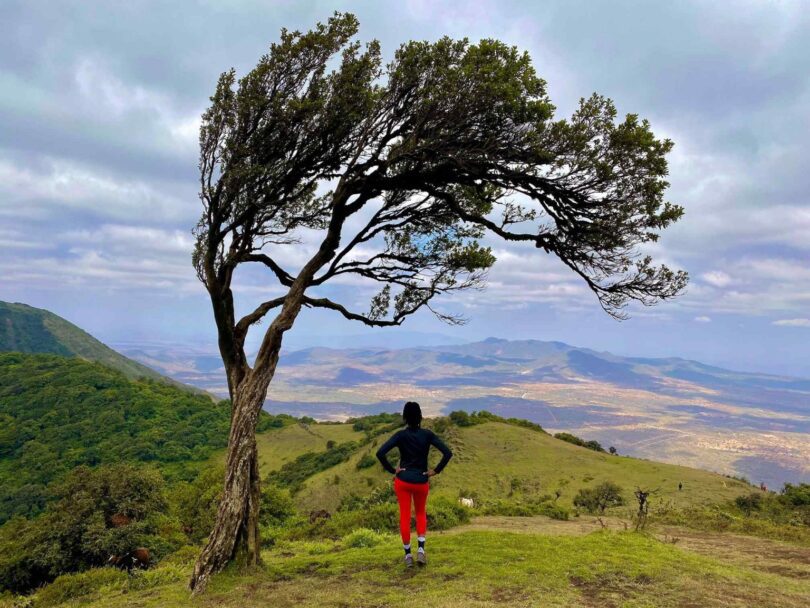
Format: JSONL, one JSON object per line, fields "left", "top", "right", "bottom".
{"left": 376, "top": 426, "right": 453, "bottom": 484}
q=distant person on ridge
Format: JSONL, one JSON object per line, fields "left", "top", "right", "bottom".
{"left": 376, "top": 401, "right": 453, "bottom": 567}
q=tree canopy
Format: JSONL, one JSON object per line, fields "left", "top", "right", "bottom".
{"left": 193, "top": 12, "right": 686, "bottom": 382}
{"left": 188, "top": 13, "right": 688, "bottom": 590}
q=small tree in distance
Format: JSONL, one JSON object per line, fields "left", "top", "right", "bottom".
{"left": 189, "top": 13, "right": 687, "bottom": 592}
{"left": 574, "top": 482, "right": 626, "bottom": 515}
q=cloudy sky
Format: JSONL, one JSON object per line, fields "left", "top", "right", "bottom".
{"left": 2, "top": 0, "right": 809, "bottom": 376}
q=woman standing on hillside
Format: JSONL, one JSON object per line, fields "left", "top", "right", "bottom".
{"left": 376, "top": 401, "right": 453, "bottom": 567}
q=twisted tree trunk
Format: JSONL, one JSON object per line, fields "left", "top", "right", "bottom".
{"left": 189, "top": 368, "right": 271, "bottom": 593}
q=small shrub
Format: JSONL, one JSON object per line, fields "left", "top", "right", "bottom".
{"left": 355, "top": 454, "right": 376, "bottom": 470}
{"left": 260, "top": 484, "right": 296, "bottom": 527}
{"left": 735, "top": 493, "right": 763, "bottom": 515}
{"left": 573, "top": 482, "right": 625, "bottom": 514}
{"left": 536, "top": 502, "right": 570, "bottom": 521}
{"left": 448, "top": 411, "right": 473, "bottom": 427}
{"left": 781, "top": 483, "right": 810, "bottom": 507}
{"left": 124, "top": 563, "right": 186, "bottom": 591}
{"left": 343, "top": 528, "right": 387, "bottom": 548}
{"left": 554, "top": 432, "right": 606, "bottom": 453}
{"left": 33, "top": 568, "right": 127, "bottom": 607}
{"left": 427, "top": 497, "right": 471, "bottom": 530}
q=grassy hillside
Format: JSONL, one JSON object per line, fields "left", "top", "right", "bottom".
{"left": 0, "top": 369, "right": 805, "bottom": 606}
{"left": 291, "top": 420, "right": 752, "bottom": 513}
{"left": 0, "top": 301, "right": 169, "bottom": 382}
{"left": 9, "top": 524, "right": 808, "bottom": 607}
{"left": 0, "top": 353, "right": 235, "bottom": 523}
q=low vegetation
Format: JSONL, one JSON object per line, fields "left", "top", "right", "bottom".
{"left": 553, "top": 432, "right": 606, "bottom": 453}
{"left": 1, "top": 361, "right": 804, "bottom": 605}
{"left": 651, "top": 482, "right": 810, "bottom": 545}
{"left": 0, "top": 354, "right": 289, "bottom": 523}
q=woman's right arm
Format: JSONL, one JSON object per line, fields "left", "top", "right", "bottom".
{"left": 375, "top": 432, "right": 399, "bottom": 475}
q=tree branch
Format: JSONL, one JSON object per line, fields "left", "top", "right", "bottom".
{"left": 234, "top": 296, "right": 288, "bottom": 342}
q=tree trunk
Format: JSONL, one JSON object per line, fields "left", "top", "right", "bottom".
{"left": 189, "top": 371, "right": 268, "bottom": 594}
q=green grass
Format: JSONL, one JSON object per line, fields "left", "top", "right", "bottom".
{"left": 206, "top": 422, "right": 366, "bottom": 478}
{"left": 294, "top": 421, "right": 752, "bottom": 513}
{"left": 15, "top": 524, "right": 809, "bottom": 607}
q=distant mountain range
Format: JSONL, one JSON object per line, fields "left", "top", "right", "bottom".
{"left": 1, "top": 300, "right": 806, "bottom": 487}
{"left": 119, "top": 336, "right": 810, "bottom": 488}
{"left": 278, "top": 337, "right": 810, "bottom": 397}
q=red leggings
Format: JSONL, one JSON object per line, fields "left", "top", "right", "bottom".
{"left": 393, "top": 477, "right": 429, "bottom": 544}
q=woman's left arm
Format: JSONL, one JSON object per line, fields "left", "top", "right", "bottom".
{"left": 429, "top": 432, "right": 453, "bottom": 475}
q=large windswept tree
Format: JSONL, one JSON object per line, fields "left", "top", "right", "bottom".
{"left": 189, "top": 13, "right": 687, "bottom": 592}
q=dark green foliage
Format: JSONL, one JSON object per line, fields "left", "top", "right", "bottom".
{"left": 536, "top": 501, "right": 570, "bottom": 521}
{"left": 426, "top": 497, "right": 471, "bottom": 530}
{"left": 0, "top": 354, "right": 232, "bottom": 523}
{"left": 355, "top": 453, "right": 376, "bottom": 470}
{"left": 653, "top": 484, "right": 810, "bottom": 542}
{"left": 171, "top": 467, "right": 223, "bottom": 543}
{"left": 449, "top": 410, "right": 473, "bottom": 426}
{"left": 349, "top": 413, "right": 402, "bottom": 432}
{"left": 256, "top": 412, "right": 296, "bottom": 432}
{"left": 781, "top": 483, "right": 810, "bottom": 507}
{"left": 446, "top": 410, "right": 545, "bottom": 433}
{"left": 0, "top": 464, "right": 178, "bottom": 594}
{"left": 735, "top": 493, "right": 763, "bottom": 515}
{"left": 267, "top": 441, "right": 361, "bottom": 493}
{"left": 554, "top": 432, "right": 606, "bottom": 453}
{"left": 260, "top": 484, "right": 296, "bottom": 528}
{"left": 480, "top": 498, "right": 570, "bottom": 520}
{"left": 573, "top": 482, "right": 625, "bottom": 514}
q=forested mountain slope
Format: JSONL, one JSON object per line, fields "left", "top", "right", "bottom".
{"left": 0, "top": 353, "right": 232, "bottom": 523}
{"left": 0, "top": 301, "right": 171, "bottom": 382}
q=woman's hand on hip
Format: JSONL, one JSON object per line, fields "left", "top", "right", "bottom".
{"left": 425, "top": 469, "right": 437, "bottom": 478}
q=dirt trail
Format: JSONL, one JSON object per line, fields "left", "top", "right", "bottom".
{"left": 449, "top": 515, "right": 810, "bottom": 581}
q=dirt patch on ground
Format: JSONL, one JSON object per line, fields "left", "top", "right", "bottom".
{"left": 652, "top": 525, "right": 810, "bottom": 580}
{"left": 454, "top": 516, "right": 810, "bottom": 582}
{"left": 449, "top": 514, "right": 628, "bottom": 536}
{"left": 568, "top": 572, "right": 807, "bottom": 608}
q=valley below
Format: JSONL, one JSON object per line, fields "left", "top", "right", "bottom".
{"left": 119, "top": 337, "right": 810, "bottom": 489}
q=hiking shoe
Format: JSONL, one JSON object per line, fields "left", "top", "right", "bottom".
{"left": 416, "top": 550, "right": 427, "bottom": 566}
{"left": 404, "top": 553, "right": 414, "bottom": 568}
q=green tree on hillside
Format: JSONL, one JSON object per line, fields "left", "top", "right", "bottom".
{"left": 189, "top": 12, "right": 687, "bottom": 591}
{"left": 574, "top": 481, "right": 625, "bottom": 515}
{"left": 0, "top": 464, "right": 174, "bottom": 593}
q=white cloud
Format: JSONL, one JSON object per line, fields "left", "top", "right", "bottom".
{"left": 701, "top": 271, "right": 733, "bottom": 288}
{"left": 694, "top": 316, "right": 712, "bottom": 323}
{"left": 0, "top": 156, "right": 192, "bottom": 224}
{"left": 773, "top": 318, "right": 810, "bottom": 327}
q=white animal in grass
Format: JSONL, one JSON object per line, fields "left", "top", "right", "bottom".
{"left": 459, "top": 496, "right": 475, "bottom": 508}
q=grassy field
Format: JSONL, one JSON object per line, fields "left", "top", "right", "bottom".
{"left": 254, "top": 423, "right": 365, "bottom": 476}
{"left": 16, "top": 517, "right": 809, "bottom": 608}
{"left": 293, "top": 421, "right": 752, "bottom": 513}
{"left": 3, "top": 420, "right": 801, "bottom": 608}
{"left": 206, "top": 422, "right": 366, "bottom": 477}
